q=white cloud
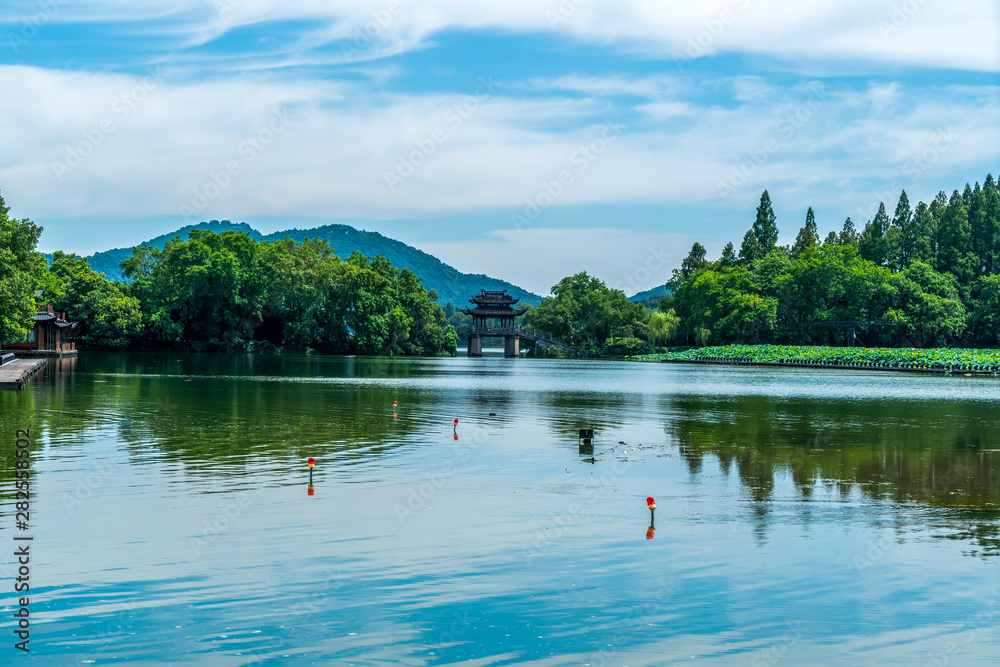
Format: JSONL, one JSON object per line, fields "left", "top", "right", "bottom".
{"left": 416, "top": 228, "right": 694, "bottom": 296}
{"left": 3, "top": 1, "right": 997, "bottom": 71}
{"left": 1, "top": 65, "right": 996, "bottom": 238}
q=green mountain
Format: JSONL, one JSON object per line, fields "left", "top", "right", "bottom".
{"left": 627, "top": 286, "right": 669, "bottom": 303}
{"left": 73, "top": 220, "right": 545, "bottom": 307}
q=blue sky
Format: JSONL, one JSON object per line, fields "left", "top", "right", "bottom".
{"left": 0, "top": 1, "right": 997, "bottom": 295}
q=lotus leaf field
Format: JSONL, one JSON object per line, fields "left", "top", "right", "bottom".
{"left": 629, "top": 345, "right": 1000, "bottom": 374}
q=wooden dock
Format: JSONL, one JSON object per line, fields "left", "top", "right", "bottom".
{"left": 0, "top": 358, "right": 47, "bottom": 389}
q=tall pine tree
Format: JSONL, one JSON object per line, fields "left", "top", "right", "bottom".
{"left": 752, "top": 190, "right": 779, "bottom": 253}
{"left": 792, "top": 207, "right": 819, "bottom": 256}
{"left": 838, "top": 217, "right": 858, "bottom": 247}
{"left": 892, "top": 190, "right": 913, "bottom": 270}
{"left": 859, "top": 203, "right": 891, "bottom": 267}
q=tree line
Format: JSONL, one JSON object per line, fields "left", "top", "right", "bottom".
{"left": 0, "top": 195, "right": 457, "bottom": 355}
{"left": 663, "top": 175, "right": 1000, "bottom": 347}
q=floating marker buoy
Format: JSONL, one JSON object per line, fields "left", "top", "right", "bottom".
{"left": 308, "top": 457, "right": 315, "bottom": 468}
{"left": 393, "top": 401, "right": 398, "bottom": 407}
{"left": 454, "top": 418, "right": 459, "bottom": 426}
{"left": 647, "top": 496, "right": 656, "bottom": 510}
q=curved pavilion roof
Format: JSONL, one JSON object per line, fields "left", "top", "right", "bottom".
{"left": 468, "top": 289, "right": 520, "bottom": 306}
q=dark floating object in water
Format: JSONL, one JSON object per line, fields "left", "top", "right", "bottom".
{"left": 489, "top": 412, "right": 496, "bottom": 416}
{"left": 583, "top": 457, "right": 596, "bottom": 464}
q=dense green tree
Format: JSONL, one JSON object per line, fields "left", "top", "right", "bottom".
{"left": 0, "top": 192, "right": 45, "bottom": 345}
{"left": 838, "top": 217, "right": 858, "bottom": 247}
{"left": 859, "top": 202, "right": 891, "bottom": 267}
{"left": 752, "top": 190, "right": 779, "bottom": 252}
{"left": 909, "top": 202, "right": 936, "bottom": 266}
{"left": 666, "top": 175, "right": 1000, "bottom": 349}
{"left": 968, "top": 274, "right": 1000, "bottom": 346}
{"left": 792, "top": 207, "right": 819, "bottom": 257}
{"left": 892, "top": 190, "right": 913, "bottom": 269}
{"left": 525, "top": 272, "right": 644, "bottom": 347}
{"left": 719, "top": 242, "right": 737, "bottom": 267}
{"left": 668, "top": 243, "right": 709, "bottom": 289}
{"left": 738, "top": 229, "right": 763, "bottom": 265}
{"left": 672, "top": 265, "right": 777, "bottom": 345}
{"left": 45, "top": 252, "right": 142, "bottom": 348}
{"left": 982, "top": 176, "right": 1000, "bottom": 274}
{"left": 119, "top": 230, "right": 455, "bottom": 355}
{"left": 890, "top": 262, "right": 966, "bottom": 347}
{"left": 936, "top": 190, "right": 974, "bottom": 285}
{"left": 122, "top": 230, "right": 268, "bottom": 350}
{"left": 646, "top": 309, "right": 680, "bottom": 346}
{"left": 259, "top": 237, "right": 340, "bottom": 349}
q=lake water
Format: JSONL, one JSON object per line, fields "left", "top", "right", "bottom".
{"left": 2, "top": 352, "right": 999, "bottom": 665}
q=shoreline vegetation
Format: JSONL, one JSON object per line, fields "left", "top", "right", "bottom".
{"left": 2, "top": 170, "right": 998, "bottom": 358}
{"left": 629, "top": 344, "right": 1000, "bottom": 375}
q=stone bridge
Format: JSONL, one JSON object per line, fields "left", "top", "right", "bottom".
{"left": 455, "top": 326, "right": 573, "bottom": 358}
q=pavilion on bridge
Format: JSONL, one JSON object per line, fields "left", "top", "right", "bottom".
{"left": 459, "top": 290, "right": 528, "bottom": 358}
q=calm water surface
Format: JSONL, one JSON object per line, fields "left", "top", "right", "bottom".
{"left": 2, "top": 352, "right": 999, "bottom": 665}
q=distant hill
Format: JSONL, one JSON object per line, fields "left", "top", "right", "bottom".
{"left": 66, "top": 220, "right": 544, "bottom": 308}
{"left": 628, "top": 285, "right": 669, "bottom": 303}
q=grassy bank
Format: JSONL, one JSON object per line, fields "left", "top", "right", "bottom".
{"left": 628, "top": 344, "right": 1000, "bottom": 374}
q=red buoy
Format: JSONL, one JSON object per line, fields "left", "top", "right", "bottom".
{"left": 454, "top": 418, "right": 459, "bottom": 426}
{"left": 393, "top": 401, "right": 398, "bottom": 407}
{"left": 308, "top": 457, "right": 315, "bottom": 468}
{"left": 647, "top": 496, "right": 656, "bottom": 510}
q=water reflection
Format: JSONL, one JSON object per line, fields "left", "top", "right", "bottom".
{"left": 668, "top": 394, "right": 1000, "bottom": 555}
{"left": 3, "top": 354, "right": 1000, "bottom": 663}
